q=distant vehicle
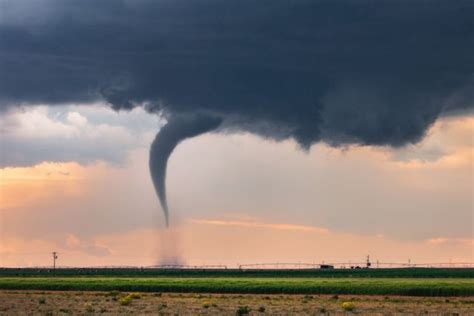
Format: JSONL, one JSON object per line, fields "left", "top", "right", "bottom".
{"left": 320, "top": 264, "right": 334, "bottom": 269}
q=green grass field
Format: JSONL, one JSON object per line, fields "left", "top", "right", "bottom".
{"left": 0, "top": 277, "right": 472, "bottom": 297}
{"left": 1, "top": 267, "right": 473, "bottom": 278}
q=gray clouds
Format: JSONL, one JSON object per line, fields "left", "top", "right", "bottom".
{"left": 1, "top": 0, "right": 473, "bottom": 148}
{"left": 0, "top": 106, "right": 158, "bottom": 167}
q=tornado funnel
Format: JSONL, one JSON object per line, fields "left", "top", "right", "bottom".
{"left": 149, "top": 114, "right": 222, "bottom": 227}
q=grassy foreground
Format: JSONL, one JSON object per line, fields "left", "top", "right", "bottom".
{"left": 2, "top": 291, "right": 473, "bottom": 315}
{"left": 1, "top": 290, "right": 473, "bottom": 315}
{"left": 2, "top": 268, "right": 473, "bottom": 278}
{"left": 0, "top": 277, "right": 472, "bottom": 296}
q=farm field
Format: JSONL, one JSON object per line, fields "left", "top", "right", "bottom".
{"left": 1, "top": 269, "right": 473, "bottom": 314}
{"left": 2, "top": 267, "right": 473, "bottom": 278}
{"left": 1, "top": 290, "right": 473, "bottom": 315}
{"left": 0, "top": 276, "right": 473, "bottom": 297}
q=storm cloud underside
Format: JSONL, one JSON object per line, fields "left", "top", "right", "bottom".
{"left": 1, "top": 0, "right": 473, "bottom": 222}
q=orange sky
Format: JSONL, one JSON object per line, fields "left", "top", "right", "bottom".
{"left": 0, "top": 113, "right": 472, "bottom": 267}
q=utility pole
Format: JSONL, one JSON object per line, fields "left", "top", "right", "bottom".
{"left": 52, "top": 252, "right": 58, "bottom": 270}
{"left": 366, "top": 255, "right": 371, "bottom": 268}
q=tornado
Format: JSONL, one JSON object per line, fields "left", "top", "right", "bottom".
{"left": 149, "top": 114, "right": 222, "bottom": 227}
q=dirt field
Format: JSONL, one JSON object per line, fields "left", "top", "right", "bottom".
{"left": 0, "top": 290, "right": 473, "bottom": 315}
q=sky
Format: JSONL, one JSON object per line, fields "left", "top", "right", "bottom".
{"left": 0, "top": 105, "right": 472, "bottom": 267}
{"left": 0, "top": 0, "right": 473, "bottom": 267}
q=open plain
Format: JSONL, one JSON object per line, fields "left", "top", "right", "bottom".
{"left": 1, "top": 290, "right": 474, "bottom": 315}
{"left": 0, "top": 268, "right": 473, "bottom": 315}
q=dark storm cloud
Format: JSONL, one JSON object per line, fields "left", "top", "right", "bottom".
{"left": 1, "top": 0, "right": 473, "bottom": 147}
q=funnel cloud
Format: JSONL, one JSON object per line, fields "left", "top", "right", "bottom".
{"left": 149, "top": 115, "right": 222, "bottom": 226}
